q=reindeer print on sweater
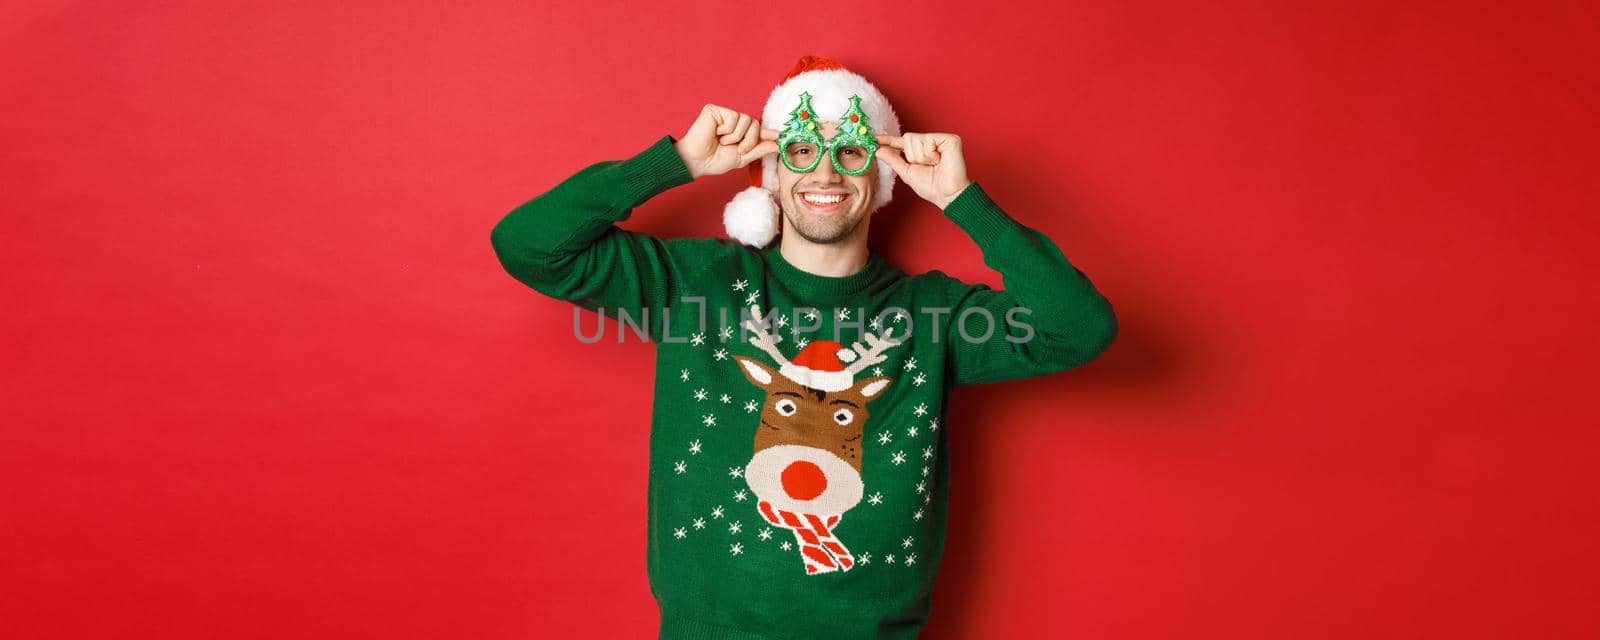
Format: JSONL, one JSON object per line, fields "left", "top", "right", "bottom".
{"left": 732, "top": 304, "right": 902, "bottom": 575}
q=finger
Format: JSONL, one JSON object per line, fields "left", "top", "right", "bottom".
{"left": 760, "top": 128, "right": 781, "bottom": 141}
{"left": 875, "top": 146, "right": 911, "bottom": 176}
{"left": 874, "top": 134, "right": 903, "bottom": 148}
{"left": 709, "top": 105, "right": 738, "bottom": 136}
{"left": 738, "top": 140, "right": 779, "bottom": 166}
{"left": 736, "top": 121, "right": 761, "bottom": 155}
{"left": 687, "top": 105, "right": 717, "bottom": 139}
{"left": 721, "top": 113, "right": 752, "bottom": 144}
{"left": 930, "top": 133, "right": 962, "bottom": 151}
{"left": 903, "top": 135, "right": 925, "bottom": 164}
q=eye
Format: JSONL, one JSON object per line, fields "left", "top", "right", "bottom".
{"left": 833, "top": 408, "right": 854, "bottom": 425}
{"left": 840, "top": 148, "right": 859, "bottom": 157}
{"left": 775, "top": 399, "right": 797, "bottom": 416}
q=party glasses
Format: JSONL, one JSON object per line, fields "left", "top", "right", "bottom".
{"left": 776, "top": 92, "right": 879, "bottom": 176}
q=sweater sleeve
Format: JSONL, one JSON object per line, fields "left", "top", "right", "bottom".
{"left": 490, "top": 134, "right": 698, "bottom": 340}
{"left": 938, "top": 181, "right": 1118, "bottom": 387}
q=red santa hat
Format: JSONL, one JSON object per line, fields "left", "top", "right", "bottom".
{"left": 778, "top": 339, "right": 861, "bottom": 392}
{"left": 723, "top": 55, "right": 903, "bottom": 247}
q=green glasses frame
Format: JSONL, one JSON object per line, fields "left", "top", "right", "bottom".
{"left": 776, "top": 92, "right": 880, "bottom": 176}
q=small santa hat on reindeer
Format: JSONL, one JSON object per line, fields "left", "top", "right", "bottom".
{"left": 723, "top": 55, "right": 903, "bottom": 248}
{"left": 780, "top": 340, "right": 861, "bottom": 392}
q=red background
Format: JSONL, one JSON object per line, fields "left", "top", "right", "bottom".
{"left": 3, "top": 1, "right": 1597, "bottom": 638}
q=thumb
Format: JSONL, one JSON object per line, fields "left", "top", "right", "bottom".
{"left": 738, "top": 140, "right": 779, "bottom": 167}
{"left": 875, "top": 146, "right": 911, "bottom": 176}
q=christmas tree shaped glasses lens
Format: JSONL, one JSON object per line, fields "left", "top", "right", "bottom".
{"left": 777, "top": 92, "right": 880, "bottom": 176}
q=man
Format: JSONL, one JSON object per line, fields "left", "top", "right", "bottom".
{"left": 491, "top": 56, "right": 1117, "bottom": 639}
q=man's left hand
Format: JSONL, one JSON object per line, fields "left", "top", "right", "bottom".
{"left": 874, "top": 133, "right": 973, "bottom": 210}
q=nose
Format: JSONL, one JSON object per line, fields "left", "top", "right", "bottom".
{"left": 811, "top": 154, "right": 841, "bottom": 181}
{"left": 780, "top": 460, "right": 828, "bottom": 500}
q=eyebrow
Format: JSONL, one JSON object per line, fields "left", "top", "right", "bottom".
{"left": 829, "top": 399, "right": 860, "bottom": 408}
{"left": 773, "top": 391, "right": 803, "bottom": 398}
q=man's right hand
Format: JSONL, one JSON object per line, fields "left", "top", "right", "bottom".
{"left": 674, "top": 104, "right": 779, "bottom": 180}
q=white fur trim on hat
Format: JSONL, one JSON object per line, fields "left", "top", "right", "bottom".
{"left": 723, "top": 185, "right": 779, "bottom": 247}
{"left": 779, "top": 363, "right": 855, "bottom": 393}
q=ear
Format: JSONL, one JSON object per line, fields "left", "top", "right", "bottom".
{"left": 853, "top": 375, "right": 892, "bottom": 400}
{"left": 734, "top": 356, "right": 776, "bottom": 388}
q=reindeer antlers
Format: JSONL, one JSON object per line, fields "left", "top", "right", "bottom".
{"left": 742, "top": 304, "right": 906, "bottom": 374}
{"left": 741, "top": 304, "right": 790, "bottom": 367}
{"left": 844, "top": 325, "right": 906, "bottom": 375}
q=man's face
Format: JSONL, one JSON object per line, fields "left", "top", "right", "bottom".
{"left": 775, "top": 121, "right": 877, "bottom": 244}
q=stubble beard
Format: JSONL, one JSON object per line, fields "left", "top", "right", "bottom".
{"left": 781, "top": 190, "right": 871, "bottom": 245}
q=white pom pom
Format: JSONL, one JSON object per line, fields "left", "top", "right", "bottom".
{"left": 724, "top": 186, "right": 779, "bottom": 247}
{"left": 836, "top": 348, "right": 857, "bottom": 363}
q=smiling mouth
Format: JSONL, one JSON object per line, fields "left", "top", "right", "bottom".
{"left": 798, "top": 191, "right": 851, "bottom": 214}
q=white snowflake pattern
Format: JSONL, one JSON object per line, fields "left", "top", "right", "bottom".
{"left": 872, "top": 366, "right": 884, "bottom": 376}
{"left": 885, "top": 553, "right": 896, "bottom": 564}
{"left": 922, "top": 445, "right": 934, "bottom": 460}
{"left": 733, "top": 489, "right": 748, "bottom": 502}
{"left": 902, "top": 536, "right": 914, "bottom": 549}
{"left": 913, "top": 403, "right": 928, "bottom": 417}
{"left": 714, "top": 348, "right": 729, "bottom": 361}
{"left": 692, "top": 518, "right": 706, "bottom": 530}
{"left": 711, "top": 505, "right": 725, "bottom": 519}
{"left": 795, "top": 337, "right": 809, "bottom": 349}
{"left": 923, "top": 492, "right": 931, "bottom": 505}
{"left": 921, "top": 465, "right": 930, "bottom": 477}
{"left": 877, "top": 431, "right": 893, "bottom": 445}
{"left": 780, "top": 540, "right": 792, "bottom": 551}
{"left": 915, "top": 480, "right": 927, "bottom": 494}
{"left": 680, "top": 369, "right": 690, "bottom": 381}
{"left": 859, "top": 552, "right": 872, "bottom": 565}
{"left": 702, "top": 414, "right": 717, "bottom": 427}
{"left": 691, "top": 332, "right": 706, "bottom": 346}
{"left": 730, "top": 543, "right": 744, "bottom": 556}
{"left": 867, "top": 491, "right": 884, "bottom": 505}
{"left": 693, "top": 388, "right": 708, "bottom": 401}
{"left": 903, "top": 357, "right": 917, "bottom": 372}
{"left": 759, "top": 528, "right": 773, "bottom": 540}
{"left": 719, "top": 393, "right": 731, "bottom": 404}
{"left": 869, "top": 316, "right": 883, "bottom": 331}
{"left": 913, "top": 508, "right": 924, "bottom": 521}
{"left": 674, "top": 527, "right": 687, "bottom": 539}
{"left": 892, "top": 451, "right": 907, "bottom": 465}
{"left": 743, "top": 399, "right": 759, "bottom": 413}
{"left": 905, "top": 553, "right": 917, "bottom": 566}
{"left": 776, "top": 314, "right": 789, "bottom": 328}
{"left": 728, "top": 467, "right": 744, "bottom": 479}
{"left": 719, "top": 326, "right": 733, "bottom": 341}
{"left": 929, "top": 417, "right": 939, "bottom": 432}
{"left": 689, "top": 440, "right": 702, "bottom": 455}
{"left": 837, "top": 308, "right": 851, "bottom": 320}
{"left": 912, "top": 372, "right": 926, "bottom": 386}
{"left": 733, "top": 278, "right": 748, "bottom": 292}
{"left": 906, "top": 425, "right": 919, "bottom": 437}
{"left": 804, "top": 310, "right": 817, "bottom": 321}
{"left": 728, "top": 521, "right": 743, "bottom": 535}
{"left": 744, "top": 291, "right": 760, "bottom": 305}
{"left": 673, "top": 461, "right": 687, "bottom": 474}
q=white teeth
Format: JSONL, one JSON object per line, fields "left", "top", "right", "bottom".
{"left": 803, "top": 193, "right": 846, "bottom": 205}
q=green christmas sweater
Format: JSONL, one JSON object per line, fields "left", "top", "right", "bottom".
{"left": 490, "top": 134, "right": 1117, "bottom": 639}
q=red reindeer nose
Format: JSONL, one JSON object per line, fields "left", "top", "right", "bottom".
{"left": 781, "top": 460, "right": 828, "bottom": 500}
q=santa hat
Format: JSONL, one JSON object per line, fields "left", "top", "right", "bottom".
{"left": 723, "top": 55, "right": 903, "bottom": 248}
{"left": 778, "top": 339, "right": 861, "bottom": 392}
